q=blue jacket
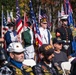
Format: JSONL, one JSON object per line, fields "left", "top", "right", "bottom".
{"left": 4, "top": 30, "right": 17, "bottom": 48}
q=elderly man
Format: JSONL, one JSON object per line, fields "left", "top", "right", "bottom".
{"left": 0, "top": 42, "right": 34, "bottom": 75}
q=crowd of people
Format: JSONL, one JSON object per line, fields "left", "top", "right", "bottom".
{"left": 0, "top": 14, "right": 76, "bottom": 75}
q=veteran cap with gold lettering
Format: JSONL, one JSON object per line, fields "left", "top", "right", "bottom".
{"left": 40, "top": 18, "right": 47, "bottom": 23}
{"left": 39, "top": 44, "right": 54, "bottom": 56}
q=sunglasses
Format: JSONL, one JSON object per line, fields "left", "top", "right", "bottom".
{"left": 62, "top": 19, "right": 67, "bottom": 21}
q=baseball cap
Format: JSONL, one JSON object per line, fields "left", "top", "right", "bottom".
{"left": 39, "top": 44, "right": 54, "bottom": 56}
{"left": 61, "top": 14, "right": 69, "bottom": 20}
{"left": 53, "top": 38, "right": 64, "bottom": 44}
{"left": 7, "top": 42, "right": 25, "bottom": 53}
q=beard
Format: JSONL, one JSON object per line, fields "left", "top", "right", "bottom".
{"left": 42, "top": 56, "right": 52, "bottom": 64}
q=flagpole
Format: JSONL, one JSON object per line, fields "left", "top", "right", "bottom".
{"left": 1, "top": 5, "right": 3, "bottom": 38}
{"left": 0, "top": 5, "right": 4, "bottom": 46}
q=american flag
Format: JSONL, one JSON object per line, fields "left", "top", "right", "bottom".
{"left": 64, "top": 0, "right": 74, "bottom": 26}
{"left": 64, "top": 0, "right": 73, "bottom": 14}
{"left": 2, "top": 10, "right": 8, "bottom": 38}
{"left": 29, "top": 0, "right": 42, "bottom": 47}
{"left": 16, "top": 0, "right": 23, "bottom": 35}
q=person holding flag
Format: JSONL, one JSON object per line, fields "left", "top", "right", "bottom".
{"left": 39, "top": 17, "right": 53, "bottom": 46}
{"left": 4, "top": 22, "right": 18, "bottom": 48}
{"left": 21, "top": 21, "right": 35, "bottom": 59}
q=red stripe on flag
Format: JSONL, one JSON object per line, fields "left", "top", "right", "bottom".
{"left": 16, "top": 20, "right": 23, "bottom": 34}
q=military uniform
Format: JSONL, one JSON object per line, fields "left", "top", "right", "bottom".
{"left": 56, "top": 15, "right": 73, "bottom": 56}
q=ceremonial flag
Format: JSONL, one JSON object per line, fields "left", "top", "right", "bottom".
{"left": 29, "top": 0, "right": 42, "bottom": 47}
{"left": 64, "top": 0, "right": 73, "bottom": 14}
{"left": 64, "top": 0, "right": 74, "bottom": 25}
{"left": 16, "top": 0, "right": 23, "bottom": 36}
{"left": 1, "top": 9, "right": 8, "bottom": 38}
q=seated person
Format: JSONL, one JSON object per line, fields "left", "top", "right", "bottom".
{"left": 33, "top": 44, "right": 58, "bottom": 75}
{"left": 0, "top": 42, "right": 34, "bottom": 75}
{"left": 52, "top": 38, "right": 68, "bottom": 68}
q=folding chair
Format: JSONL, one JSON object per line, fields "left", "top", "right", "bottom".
{"left": 69, "top": 57, "right": 75, "bottom": 62}
{"left": 61, "top": 62, "right": 71, "bottom": 75}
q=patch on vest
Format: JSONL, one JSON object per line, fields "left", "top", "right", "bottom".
{"left": 41, "top": 65, "right": 52, "bottom": 75}
{"left": 16, "top": 68, "right": 22, "bottom": 75}
{"left": 24, "top": 66, "right": 34, "bottom": 75}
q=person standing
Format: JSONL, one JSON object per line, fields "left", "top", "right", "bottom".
{"left": 33, "top": 44, "right": 58, "bottom": 75}
{"left": 22, "top": 22, "right": 35, "bottom": 59}
{"left": 56, "top": 15, "right": 73, "bottom": 56}
{"left": 39, "top": 18, "right": 53, "bottom": 46}
{"left": 0, "top": 42, "right": 34, "bottom": 75}
{"left": 4, "top": 22, "right": 18, "bottom": 48}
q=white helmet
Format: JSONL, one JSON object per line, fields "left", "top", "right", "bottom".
{"left": 7, "top": 42, "right": 25, "bottom": 53}
{"left": 61, "top": 14, "right": 69, "bottom": 20}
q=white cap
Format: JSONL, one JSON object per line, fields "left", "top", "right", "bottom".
{"left": 7, "top": 42, "right": 25, "bottom": 53}
{"left": 61, "top": 14, "right": 69, "bottom": 20}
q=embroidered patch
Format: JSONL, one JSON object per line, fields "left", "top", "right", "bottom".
{"left": 45, "top": 45, "right": 52, "bottom": 51}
